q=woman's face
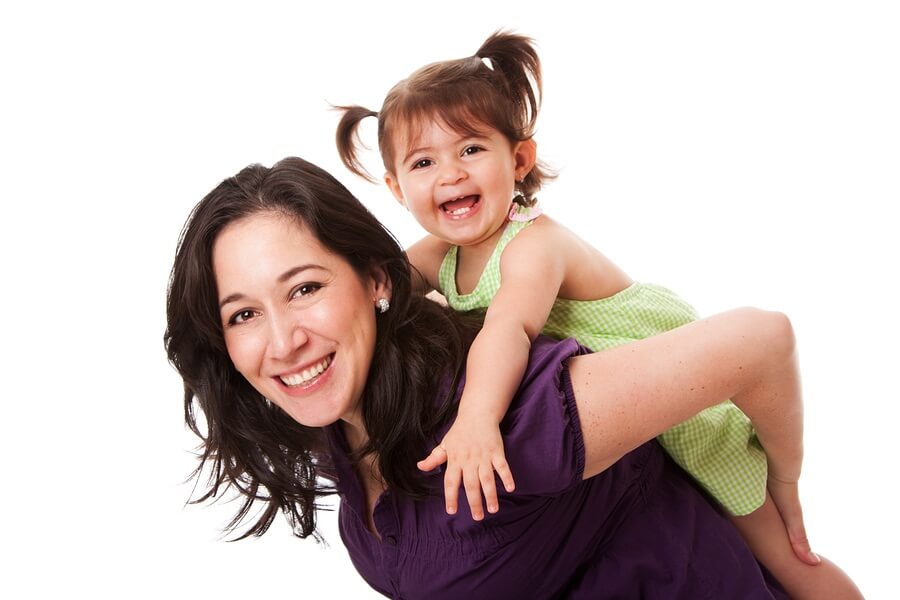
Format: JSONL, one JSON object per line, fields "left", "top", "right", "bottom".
{"left": 212, "top": 211, "right": 388, "bottom": 429}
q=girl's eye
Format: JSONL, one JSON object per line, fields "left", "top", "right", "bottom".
{"left": 463, "top": 145, "right": 484, "bottom": 156}
{"left": 412, "top": 158, "right": 433, "bottom": 170}
{"left": 228, "top": 309, "right": 257, "bottom": 326}
{"left": 292, "top": 283, "right": 322, "bottom": 298}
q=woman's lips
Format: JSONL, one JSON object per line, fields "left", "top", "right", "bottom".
{"left": 278, "top": 354, "right": 334, "bottom": 387}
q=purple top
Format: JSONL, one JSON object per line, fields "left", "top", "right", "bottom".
{"left": 325, "top": 337, "right": 786, "bottom": 599}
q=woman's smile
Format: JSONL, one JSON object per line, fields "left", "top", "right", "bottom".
{"left": 213, "top": 211, "right": 387, "bottom": 428}
{"left": 276, "top": 353, "right": 334, "bottom": 391}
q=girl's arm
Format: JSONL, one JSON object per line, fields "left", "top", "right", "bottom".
{"left": 569, "top": 307, "right": 803, "bottom": 489}
{"left": 405, "top": 235, "right": 451, "bottom": 295}
{"left": 417, "top": 225, "right": 567, "bottom": 520}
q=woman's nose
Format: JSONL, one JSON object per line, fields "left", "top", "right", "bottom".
{"left": 267, "top": 313, "right": 309, "bottom": 360}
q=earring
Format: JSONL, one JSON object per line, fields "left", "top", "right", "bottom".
{"left": 376, "top": 298, "right": 390, "bottom": 314}
{"left": 264, "top": 397, "right": 272, "bottom": 408}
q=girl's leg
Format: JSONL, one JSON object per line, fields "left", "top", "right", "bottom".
{"left": 730, "top": 494, "right": 863, "bottom": 600}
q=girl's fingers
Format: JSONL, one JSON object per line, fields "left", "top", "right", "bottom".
{"left": 463, "top": 469, "right": 485, "bottom": 520}
{"left": 417, "top": 445, "right": 448, "bottom": 472}
{"left": 443, "top": 464, "right": 461, "bottom": 515}
{"left": 479, "top": 465, "right": 500, "bottom": 514}
{"left": 493, "top": 457, "right": 516, "bottom": 493}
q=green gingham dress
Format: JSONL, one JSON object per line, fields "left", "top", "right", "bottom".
{"left": 438, "top": 218, "right": 768, "bottom": 515}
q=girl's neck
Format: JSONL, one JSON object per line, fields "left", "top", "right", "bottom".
{"left": 454, "top": 219, "right": 509, "bottom": 281}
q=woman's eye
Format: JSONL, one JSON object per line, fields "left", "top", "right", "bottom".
{"left": 292, "top": 283, "right": 322, "bottom": 298}
{"left": 228, "top": 309, "right": 257, "bottom": 326}
{"left": 412, "top": 158, "right": 433, "bottom": 170}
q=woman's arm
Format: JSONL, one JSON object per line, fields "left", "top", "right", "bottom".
{"left": 569, "top": 307, "right": 803, "bottom": 484}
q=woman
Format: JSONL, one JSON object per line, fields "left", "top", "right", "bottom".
{"left": 165, "top": 157, "right": 839, "bottom": 598}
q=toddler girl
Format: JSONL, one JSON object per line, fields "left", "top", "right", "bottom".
{"left": 336, "top": 31, "right": 860, "bottom": 599}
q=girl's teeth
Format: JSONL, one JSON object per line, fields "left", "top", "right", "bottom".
{"left": 280, "top": 355, "right": 332, "bottom": 387}
{"left": 448, "top": 206, "right": 471, "bottom": 215}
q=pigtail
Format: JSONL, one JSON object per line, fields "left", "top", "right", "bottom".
{"left": 335, "top": 105, "right": 380, "bottom": 182}
{"left": 334, "top": 30, "right": 555, "bottom": 199}
{"left": 475, "top": 31, "right": 542, "bottom": 138}
{"left": 476, "top": 31, "right": 553, "bottom": 202}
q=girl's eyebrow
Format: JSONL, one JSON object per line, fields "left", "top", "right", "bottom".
{"left": 402, "top": 145, "right": 431, "bottom": 163}
{"left": 218, "top": 263, "right": 325, "bottom": 309}
{"left": 403, "top": 134, "right": 490, "bottom": 163}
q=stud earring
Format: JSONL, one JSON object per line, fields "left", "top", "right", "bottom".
{"left": 376, "top": 298, "right": 390, "bottom": 314}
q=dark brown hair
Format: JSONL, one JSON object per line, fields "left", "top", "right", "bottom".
{"left": 165, "top": 157, "right": 469, "bottom": 540}
{"left": 336, "top": 31, "right": 554, "bottom": 202}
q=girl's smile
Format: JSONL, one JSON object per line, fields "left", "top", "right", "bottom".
{"left": 385, "top": 119, "right": 535, "bottom": 252}
{"left": 440, "top": 194, "right": 482, "bottom": 218}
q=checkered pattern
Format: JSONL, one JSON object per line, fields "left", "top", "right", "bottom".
{"left": 438, "top": 219, "right": 767, "bottom": 515}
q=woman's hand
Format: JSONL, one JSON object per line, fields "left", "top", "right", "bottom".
{"left": 767, "top": 476, "right": 821, "bottom": 566}
{"left": 417, "top": 414, "right": 515, "bottom": 520}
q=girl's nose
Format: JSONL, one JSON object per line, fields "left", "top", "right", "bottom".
{"left": 438, "top": 160, "right": 467, "bottom": 185}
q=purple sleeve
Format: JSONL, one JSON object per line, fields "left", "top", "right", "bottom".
{"left": 499, "top": 336, "right": 589, "bottom": 497}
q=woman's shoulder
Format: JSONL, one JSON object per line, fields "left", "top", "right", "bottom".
{"left": 499, "top": 336, "right": 590, "bottom": 495}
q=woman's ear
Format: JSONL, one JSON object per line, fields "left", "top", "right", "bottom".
{"left": 513, "top": 138, "right": 538, "bottom": 181}
{"left": 384, "top": 172, "right": 407, "bottom": 208}
{"left": 369, "top": 264, "right": 393, "bottom": 303}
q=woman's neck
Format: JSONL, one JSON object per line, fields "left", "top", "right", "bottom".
{"left": 341, "top": 417, "right": 369, "bottom": 453}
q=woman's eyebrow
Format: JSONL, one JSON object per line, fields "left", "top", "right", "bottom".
{"left": 277, "top": 263, "right": 324, "bottom": 283}
{"left": 218, "top": 264, "right": 325, "bottom": 309}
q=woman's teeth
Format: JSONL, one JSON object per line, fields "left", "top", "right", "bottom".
{"left": 280, "top": 355, "right": 332, "bottom": 387}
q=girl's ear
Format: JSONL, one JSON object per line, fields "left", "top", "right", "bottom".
{"left": 384, "top": 172, "right": 407, "bottom": 208}
{"left": 513, "top": 138, "right": 538, "bottom": 181}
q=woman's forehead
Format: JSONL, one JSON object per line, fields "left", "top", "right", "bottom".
{"left": 213, "top": 213, "right": 335, "bottom": 288}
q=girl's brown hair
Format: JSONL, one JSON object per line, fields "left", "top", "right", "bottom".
{"left": 337, "top": 31, "right": 554, "bottom": 202}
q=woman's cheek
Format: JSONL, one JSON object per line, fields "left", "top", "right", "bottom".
{"left": 225, "top": 328, "right": 265, "bottom": 379}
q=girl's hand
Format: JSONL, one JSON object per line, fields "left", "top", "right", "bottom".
{"left": 417, "top": 415, "right": 516, "bottom": 520}
{"left": 767, "top": 476, "right": 821, "bottom": 566}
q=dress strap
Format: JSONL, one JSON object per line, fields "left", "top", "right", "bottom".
{"left": 437, "top": 218, "right": 535, "bottom": 311}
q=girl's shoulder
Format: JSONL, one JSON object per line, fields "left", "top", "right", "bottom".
{"left": 501, "top": 215, "right": 631, "bottom": 300}
{"left": 406, "top": 235, "right": 452, "bottom": 292}
{"left": 503, "top": 214, "right": 583, "bottom": 261}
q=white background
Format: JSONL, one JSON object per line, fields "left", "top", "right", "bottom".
{"left": 2, "top": 1, "right": 897, "bottom": 597}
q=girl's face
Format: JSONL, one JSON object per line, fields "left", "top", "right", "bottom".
{"left": 213, "top": 211, "right": 389, "bottom": 430}
{"left": 385, "top": 118, "right": 536, "bottom": 250}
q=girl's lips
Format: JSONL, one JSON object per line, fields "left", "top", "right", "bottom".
{"left": 440, "top": 195, "right": 481, "bottom": 218}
